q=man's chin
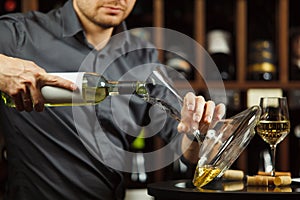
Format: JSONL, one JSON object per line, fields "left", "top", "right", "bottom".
{"left": 96, "top": 18, "right": 123, "bottom": 28}
{"left": 100, "top": 22, "right": 121, "bottom": 29}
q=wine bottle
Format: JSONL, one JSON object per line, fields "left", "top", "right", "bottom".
{"left": 207, "top": 30, "right": 235, "bottom": 80}
{"left": 247, "top": 0, "right": 277, "bottom": 81}
{"left": 289, "top": 30, "right": 300, "bottom": 80}
{"left": 247, "top": 40, "right": 277, "bottom": 81}
{"left": 205, "top": 0, "right": 236, "bottom": 81}
{"left": 1, "top": 72, "right": 149, "bottom": 107}
{"left": 165, "top": 49, "right": 192, "bottom": 80}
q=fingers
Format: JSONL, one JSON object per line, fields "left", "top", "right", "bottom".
{"left": 21, "top": 86, "right": 33, "bottom": 112}
{"left": 178, "top": 92, "right": 196, "bottom": 133}
{"left": 0, "top": 54, "right": 79, "bottom": 112}
{"left": 178, "top": 92, "right": 226, "bottom": 134}
{"left": 201, "top": 100, "right": 215, "bottom": 123}
{"left": 193, "top": 96, "right": 206, "bottom": 122}
{"left": 192, "top": 96, "right": 208, "bottom": 131}
{"left": 12, "top": 93, "right": 24, "bottom": 111}
{"left": 29, "top": 84, "right": 45, "bottom": 112}
{"left": 12, "top": 85, "right": 35, "bottom": 112}
{"left": 28, "top": 73, "right": 77, "bottom": 112}
{"left": 17, "top": 73, "right": 77, "bottom": 112}
{"left": 214, "top": 103, "right": 226, "bottom": 120}
{"left": 39, "top": 73, "right": 77, "bottom": 91}
{"left": 210, "top": 103, "right": 226, "bottom": 128}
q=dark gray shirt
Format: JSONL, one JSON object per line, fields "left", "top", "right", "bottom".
{"left": 0, "top": 1, "right": 181, "bottom": 200}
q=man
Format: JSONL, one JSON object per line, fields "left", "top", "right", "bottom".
{"left": 0, "top": 0, "right": 225, "bottom": 199}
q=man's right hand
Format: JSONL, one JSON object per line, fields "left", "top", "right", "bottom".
{"left": 0, "top": 54, "right": 77, "bottom": 112}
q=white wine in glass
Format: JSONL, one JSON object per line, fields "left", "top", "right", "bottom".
{"left": 256, "top": 97, "right": 290, "bottom": 176}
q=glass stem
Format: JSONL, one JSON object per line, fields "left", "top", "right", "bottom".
{"left": 270, "top": 144, "right": 277, "bottom": 177}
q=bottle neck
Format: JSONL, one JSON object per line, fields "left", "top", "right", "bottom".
{"left": 107, "top": 81, "right": 148, "bottom": 97}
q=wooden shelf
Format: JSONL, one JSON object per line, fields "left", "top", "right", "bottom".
{"left": 150, "top": 0, "right": 298, "bottom": 176}
{"left": 151, "top": 0, "right": 299, "bottom": 92}
{"left": 188, "top": 81, "right": 300, "bottom": 90}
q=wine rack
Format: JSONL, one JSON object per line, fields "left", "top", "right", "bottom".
{"left": 126, "top": 0, "right": 300, "bottom": 177}
{"left": 18, "top": 0, "right": 300, "bottom": 178}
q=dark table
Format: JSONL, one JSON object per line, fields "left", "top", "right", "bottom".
{"left": 147, "top": 179, "right": 300, "bottom": 200}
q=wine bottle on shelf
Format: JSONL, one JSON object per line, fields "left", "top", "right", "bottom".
{"left": 289, "top": 29, "right": 300, "bottom": 80}
{"left": 206, "top": 30, "right": 235, "bottom": 81}
{"left": 165, "top": 49, "right": 193, "bottom": 80}
{"left": 247, "top": 40, "right": 277, "bottom": 81}
{"left": 205, "top": 0, "right": 236, "bottom": 81}
{"left": 1, "top": 72, "right": 150, "bottom": 107}
{"left": 247, "top": 0, "right": 277, "bottom": 81}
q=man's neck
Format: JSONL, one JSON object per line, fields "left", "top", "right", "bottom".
{"left": 73, "top": 2, "right": 114, "bottom": 50}
{"left": 83, "top": 24, "right": 113, "bottom": 50}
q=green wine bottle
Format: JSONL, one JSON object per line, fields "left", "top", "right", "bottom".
{"left": 1, "top": 72, "right": 149, "bottom": 107}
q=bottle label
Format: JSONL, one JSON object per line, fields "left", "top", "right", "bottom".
{"left": 41, "top": 72, "right": 85, "bottom": 104}
{"left": 248, "top": 40, "right": 275, "bottom": 65}
{"left": 207, "top": 30, "right": 231, "bottom": 54}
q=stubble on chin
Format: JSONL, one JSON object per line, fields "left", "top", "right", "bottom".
{"left": 92, "top": 15, "right": 124, "bottom": 28}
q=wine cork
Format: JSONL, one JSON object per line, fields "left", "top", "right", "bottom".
{"left": 223, "top": 170, "right": 244, "bottom": 181}
{"left": 257, "top": 171, "right": 291, "bottom": 177}
{"left": 222, "top": 181, "right": 244, "bottom": 191}
{"left": 247, "top": 176, "right": 268, "bottom": 186}
{"left": 255, "top": 175, "right": 275, "bottom": 185}
{"left": 274, "top": 176, "right": 292, "bottom": 186}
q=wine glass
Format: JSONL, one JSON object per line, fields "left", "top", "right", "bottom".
{"left": 256, "top": 97, "right": 290, "bottom": 176}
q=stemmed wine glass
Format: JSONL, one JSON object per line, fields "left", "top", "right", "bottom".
{"left": 256, "top": 97, "right": 290, "bottom": 176}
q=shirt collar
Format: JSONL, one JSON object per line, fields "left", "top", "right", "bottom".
{"left": 111, "top": 22, "right": 130, "bottom": 50}
{"left": 61, "top": 0, "right": 82, "bottom": 37}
